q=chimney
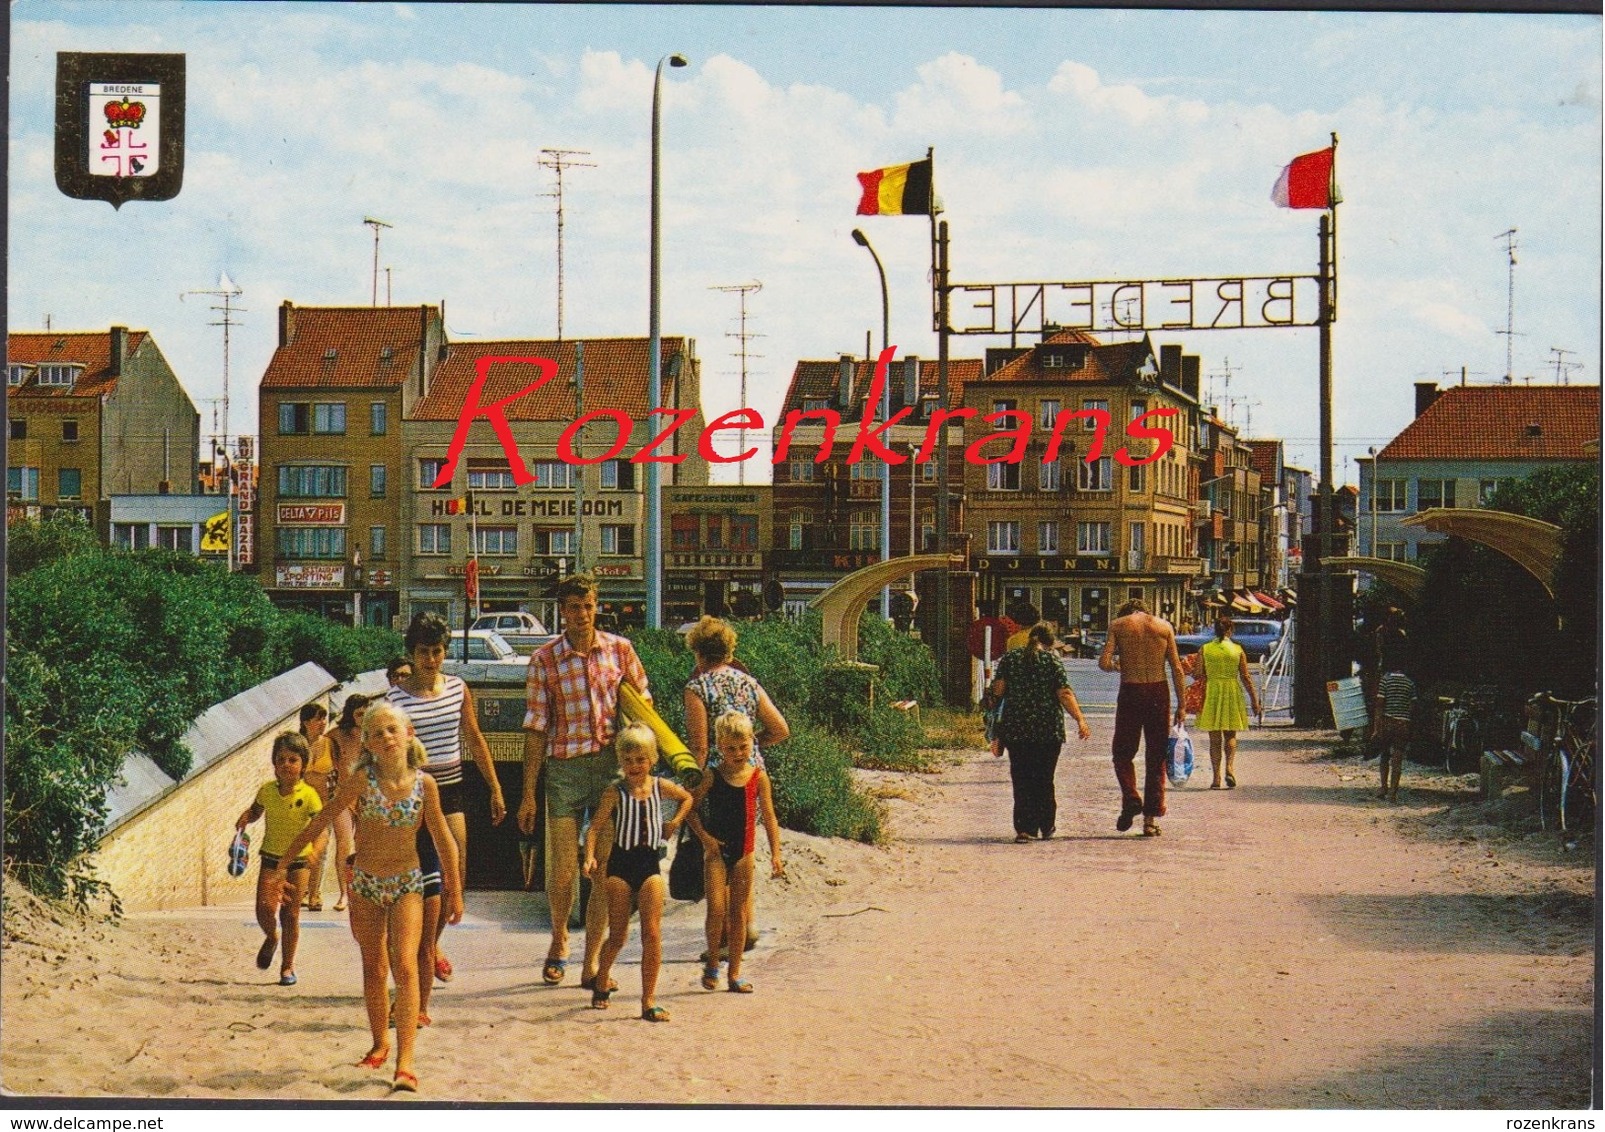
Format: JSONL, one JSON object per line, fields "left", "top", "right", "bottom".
{"left": 278, "top": 301, "right": 296, "bottom": 347}
{"left": 1181, "top": 354, "right": 1200, "bottom": 401}
{"left": 1160, "top": 343, "right": 1182, "bottom": 388}
{"left": 838, "top": 354, "right": 855, "bottom": 408}
{"left": 903, "top": 355, "right": 920, "bottom": 407}
{"left": 1414, "top": 382, "right": 1441, "bottom": 418}
{"left": 110, "top": 326, "right": 128, "bottom": 375}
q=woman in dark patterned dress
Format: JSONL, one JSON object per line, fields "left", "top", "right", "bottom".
{"left": 989, "top": 623, "right": 1091, "bottom": 842}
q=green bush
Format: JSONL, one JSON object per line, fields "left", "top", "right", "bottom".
{"left": 857, "top": 613, "right": 942, "bottom": 704}
{"left": 762, "top": 724, "right": 883, "bottom": 843}
{"left": 855, "top": 705, "right": 935, "bottom": 772}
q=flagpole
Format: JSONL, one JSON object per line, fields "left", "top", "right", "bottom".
{"left": 1316, "top": 132, "right": 1338, "bottom": 711}
{"left": 931, "top": 147, "right": 955, "bottom": 701}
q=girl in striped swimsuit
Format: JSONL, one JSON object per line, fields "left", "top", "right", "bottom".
{"left": 583, "top": 724, "right": 693, "bottom": 1022}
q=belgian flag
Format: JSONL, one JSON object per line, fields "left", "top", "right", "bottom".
{"left": 856, "top": 158, "right": 934, "bottom": 217}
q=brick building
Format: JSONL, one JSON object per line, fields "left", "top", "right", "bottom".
{"left": 7, "top": 326, "right": 198, "bottom": 524}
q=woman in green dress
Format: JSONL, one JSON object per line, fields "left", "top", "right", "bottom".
{"left": 1196, "top": 616, "right": 1262, "bottom": 789}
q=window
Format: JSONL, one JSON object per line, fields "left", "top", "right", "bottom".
{"left": 850, "top": 461, "right": 885, "bottom": 480}
{"left": 1374, "top": 479, "right": 1405, "bottom": 512}
{"left": 278, "top": 465, "right": 348, "bottom": 498}
{"left": 1376, "top": 542, "right": 1407, "bottom": 562}
{"left": 1417, "top": 479, "right": 1456, "bottom": 510}
{"left": 467, "top": 461, "right": 517, "bottom": 491}
{"left": 803, "top": 398, "right": 829, "bottom": 413}
{"left": 418, "top": 524, "right": 451, "bottom": 555}
{"left": 987, "top": 521, "right": 1020, "bottom": 554}
{"left": 370, "top": 402, "right": 387, "bottom": 435}
{"left": 276, "top": 527, "right": 347, "bottom": 559}
{"left": 369, "top": 464, "right": 387, "bottom": 498}
{"left": 1478, "top": 479, "right": 1505, "bottom": 507}
{"left": 705, "top": 516, "right": 725, "bottom": 549}
{"left": 600, "top": 460, "right": 635, "bottom": 491}
{"left": 920, "top": 460, "right": 937, "bottom": 483}
{"left": 62, "top": 420, "right": 78, "bottom": 442}
{"left": 418, "top": 458, "right": 450, "bottom": 491}
{"left": 920, "top": 511, "right": 936, "bottom": 552}
{"left": 1127, "top": 462, "right": 1146, "bottom": 493}
{"left": 601, "top": 524, "right": 636, "bottom": 556}
{"left": 992, "top": 398, "right": 1017, "bottom": 415}
{"left": 1039, "top": 459, "right": 1061, "bottom": 492}
{"left": 1081, "top": 399, "right": 1108, "bottom": 428}
{"left": 788, "top": 459, "right": 815, "bottom": 483}
{"left": 1042, "top": 353, "right": 1064, "bottom": 369}
{"left": 57, "top": 468, "right": 82, "bottom": 499}
{"left": 370, "top": 525, "right": 387, "bottom": 559}
{"left": 987, "top": 461, "right": 1020, "bottom": 491}
{"left": 1128, "top": 521, "right": 1146, "bottom": 560}
{"left": 113, "top": 523, "right": 150, "bottom": 550}
{"left": 533, "top": 461, "right": 574, "bottom": 490}
{"left": 312, "top": 403, "right": 346, "bottom": 434}
{"left": 1038, "top": 521, "right": 1060, "bottom": 554}
{"left": 1130, "top": 399, "right": 1147, "bottom": 421}
{"left": 7, "top": 466, "right": 40, "bottom": 501}
{"left": 279, "top": 403, "right": 309, "bottom": 435}
{"left": 157, "top": 525, "right": 193, "bottom": 553}
{"left": 7, "top": 420, "right": 23, "bottom": 441}
{"left": 534, "top": 528, "right": 574, "bottom": 556}
{"left": 672, "top": 514, "right": 699, "bottom": 550}
{"left": 37, "top": 364, "right": 77, "bottom": 387}
{"left": 729, "top": 515, "right": 758, "bottom": 549}
{"left": 789, "top": 510, "right": 810, "bottom": 551}
{"left": 1077, "top": 521, "right": 1111, "bottom": 554}
{"left": 473, "top": 526, "right": 518, "bottom": 556}
{"left": 7, "top": 365, "right": 27, "bottom": 386}
{"left": 1039, "top": 400, "right": 1060, "bottom": 430}
{"left": 849, "top": 512, "right": 880, "bottom": 551}
{"left": 1078, "top": 455, "right": 1113, "bottom": 491}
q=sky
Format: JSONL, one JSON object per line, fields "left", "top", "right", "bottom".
{"left": 8, "top": 2, "right": 1601, "bottom": 485}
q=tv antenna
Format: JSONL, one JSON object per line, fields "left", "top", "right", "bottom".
{"left": 711, "top": 280, "right": 765, "bottom": 484}
{"left": 363, "top": 217, "right": 393, "bottom": 306}
{"left": 1548, "top": 347, "right": 1583, "bottom": 387}
{"left": 538, "top": 148, "right": 595, "bottom": 340}
{"left": 1494, "top": 228, "right": 1521, "bottom": 383}
{"left": 180, "top": 273, "right": 244, "bottom": 447}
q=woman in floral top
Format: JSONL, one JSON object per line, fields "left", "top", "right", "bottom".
{"left": 989, "top": 623, "right": 1091, "bottom": 842}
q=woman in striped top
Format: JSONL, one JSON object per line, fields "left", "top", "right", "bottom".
{"left": 583, "top": 724, "right": 693, "bottom": 1022}
{"left": 386, "top": 612, "right": 507, "bottom": 992}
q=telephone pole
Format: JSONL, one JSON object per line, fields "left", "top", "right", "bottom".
{"left": 710, "top": 281, "right": 764, "bottom": 483}
{"left": 538, "top": 148, "right": 595, "bottom": 340}
{"left": 363, "top": 216, "right": 392, "bottom": 306}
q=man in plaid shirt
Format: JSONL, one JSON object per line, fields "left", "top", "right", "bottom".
{"left": 518, "top": 573, "right": 650, "bottom": 990}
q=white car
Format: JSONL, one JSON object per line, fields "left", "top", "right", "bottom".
{"left": 442, "top": 630, "right": 531, "bottom": 677}
{"left": 469, "top": 612, "right": 554, "bottom": 655}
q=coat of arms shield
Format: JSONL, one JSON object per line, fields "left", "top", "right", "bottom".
{"left": 55, "top": 52, "right": 185, "bottom": 208}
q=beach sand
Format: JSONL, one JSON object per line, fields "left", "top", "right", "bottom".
{"left": 3, "top": 725, "right": 1594, "bottom": 1106}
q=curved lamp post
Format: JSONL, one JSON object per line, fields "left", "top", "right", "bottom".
{"left": 851, "top": 228, "right": 893, "bottom": 617}
{"left": 646, "top": 52, "right": 687, "bottom": 630}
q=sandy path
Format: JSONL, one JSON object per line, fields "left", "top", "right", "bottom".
{"left": 3, "top": 723, "right": 1594, "bottom": 1107}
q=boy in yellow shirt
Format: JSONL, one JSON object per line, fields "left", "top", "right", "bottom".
{"left": 235, "top": 732, "right": 323, "bottom": 985}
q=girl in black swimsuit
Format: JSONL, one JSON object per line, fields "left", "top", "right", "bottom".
{"left": 583, "top": 724, "right": 693, "bottom": 1022}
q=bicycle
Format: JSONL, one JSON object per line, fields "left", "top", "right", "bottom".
{"left": 1437, "top": 685, "right": 1499, "bottom": 774}
{"left": 1528, "top": 693, "right": 1597, "bottom": 840}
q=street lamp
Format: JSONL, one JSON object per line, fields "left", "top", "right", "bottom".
{"left": 646, "top": 52, "right": 688, "bottom": 631}
{"left": 851, "top": 228, "right": 892, "bottom": 617}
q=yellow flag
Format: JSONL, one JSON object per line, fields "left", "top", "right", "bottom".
{"left": 201, "top": 511, "right": 231, "bottom": 552}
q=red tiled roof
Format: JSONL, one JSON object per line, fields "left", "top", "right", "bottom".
{"left": 777, "top": 357, "right": 983, "bottom": 417}
{"left": 1379, "top": 385, "right": 1601, "bottom": 461}
{"left": 7, "top": 329, "right": 149, "bottom": 399}
{"left": 1245, "top": 439, "right": 1283, "bottom": 484}
{"left": 412, "top": 337, "right": 687, "bottom": 421}
{"left": 260, "top": 305, "right": 440, "bottom": 390}
{"left": 982, "top": 332, "right": 1152, "bottom": 386}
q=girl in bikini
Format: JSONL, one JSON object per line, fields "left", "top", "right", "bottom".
{"left": 326, "top": 694, "right": 371, "bottom": 913}
{"left": 687, "top": 712, "right": 783, "bottom": 995}
{"left": 274, "top": 702, "right": 460, "bottom": 1094}
{"left": 583, "top": 724, "right": 693, "bottom": 1022}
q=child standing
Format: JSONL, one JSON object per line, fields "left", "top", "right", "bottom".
{"left": 1375, "top": 664, "right": 1417, "bottom": 803}
{"left": 688, "top": 712, "right": 783, "bottom": 994}
{"left": 273, "top": 702, "right": 461, "bottom": 1094}
{"left": 583, "top": 724, "right": 693, "bottom": 1022}
{"left": 235, "top": 732, "right": 323, "bottom": 986}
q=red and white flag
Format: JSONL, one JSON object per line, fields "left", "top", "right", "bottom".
{"left": 1270, "top": 146, "right": 1337, "bottom": 209}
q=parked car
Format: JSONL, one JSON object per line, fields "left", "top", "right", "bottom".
{"left": 469, "top": 611, "right": 555, "bottom": 655}
{"left": 1174, "top": 618, "right": 1285, "bottom": 661}
{"left": 442, "top": 629, "right": 533, "bottom": 677}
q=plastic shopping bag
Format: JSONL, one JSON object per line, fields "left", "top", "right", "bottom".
{"left": 1166, "top": 721, "right": 1195, "bottom": 787}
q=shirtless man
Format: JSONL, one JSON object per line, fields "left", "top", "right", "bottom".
{"left": 1099, "top": 599, "right": 1187, "bottom": 837}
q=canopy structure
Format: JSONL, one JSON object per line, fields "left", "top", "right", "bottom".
{"left": 1399, "top": 508, "right": 1564, "bottom": 599}
{"left": 809, "top": 554, "right": 964, "bottom": 663}
{"left": 1323, "top": 556, "right": 1430, "bottom": 599}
